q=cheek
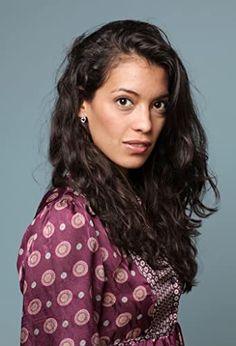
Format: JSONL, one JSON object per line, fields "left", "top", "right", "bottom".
{"left": 154, "top": 119, "right": 166, "bottom": 138}
{"left": 105, "top": 116, "right": 124, "bottom": 133}
{"left": 89, "top": 105, "right": 124, "bottom": 141}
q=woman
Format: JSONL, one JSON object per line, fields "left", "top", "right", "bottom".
{"left": 17, "top": 19, "right": 219, "bottom": 345}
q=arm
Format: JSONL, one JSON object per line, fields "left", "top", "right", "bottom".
{"left": 17, "top": 192, "right": 105, "bottom": 345}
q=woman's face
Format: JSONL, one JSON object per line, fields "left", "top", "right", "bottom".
{"left": 80, "top": 55, "right": 169, "bottom": 171}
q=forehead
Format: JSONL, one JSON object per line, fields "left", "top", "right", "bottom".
{"left": 100, "top": 54, "right": 168, "bottom": 95}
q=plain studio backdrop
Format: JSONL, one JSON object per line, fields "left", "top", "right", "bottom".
{"left": 0, "top": 1, "right": 235, "bottom": 345}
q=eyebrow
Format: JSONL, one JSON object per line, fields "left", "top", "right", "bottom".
{"left": 111, "top": 88, "right": 169, "bottom": 99}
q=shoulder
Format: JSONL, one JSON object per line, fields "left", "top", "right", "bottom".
{"left": 30, "top": 187, "right": 96, "bottom": 238}
{"left": 17, "top": 187, "right": 99, "bottom": 274}
{"left": 35, "top": 186, "right": 92, "bottom": 221}
{"left": 17, "top": 186, "right": 124, "bottom": 294}
{"left": 32, "top": 186, "right": 95, "bottom": 231}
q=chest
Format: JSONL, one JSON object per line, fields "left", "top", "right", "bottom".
{"left": 91, "top": 215, "right": 183, "bottom": 342}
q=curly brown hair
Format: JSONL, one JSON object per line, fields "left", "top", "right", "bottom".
{"left": 48, "top": 19, "right": 219, "bottom": 292}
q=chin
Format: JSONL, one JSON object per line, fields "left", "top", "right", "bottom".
{"left": 118, "top": 159, "right": 147, "bottom": 170}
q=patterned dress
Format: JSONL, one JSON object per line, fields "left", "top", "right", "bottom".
{"left": 17, "top": 186, "right": 185, "bottom": 346}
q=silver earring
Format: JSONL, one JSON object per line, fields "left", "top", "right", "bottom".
{"left": 80, "top": 114, "right": 87, "bottom": 124}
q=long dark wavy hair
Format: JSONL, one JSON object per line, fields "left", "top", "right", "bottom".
{"left": 49, "top": 19, "right": 219, "bottom": 292}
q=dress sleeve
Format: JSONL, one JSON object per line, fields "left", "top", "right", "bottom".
{"left": 17, "top": 192, "right": 105, "bottom": 346}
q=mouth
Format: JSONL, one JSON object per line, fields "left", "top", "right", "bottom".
{"left": 122, "top": 140, "right": 151, "bottom": 154}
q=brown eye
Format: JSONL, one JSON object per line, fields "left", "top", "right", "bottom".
{"left": 153, "top": 100, "right": 168, "bottom": 112}
{"left": 116, "top": 97, "right": 133, "bottom": 107}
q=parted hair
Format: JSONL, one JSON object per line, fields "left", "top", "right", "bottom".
{"left": 49, "top": 19, "right": 219, "bottom": 292}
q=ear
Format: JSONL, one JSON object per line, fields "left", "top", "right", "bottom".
{"left": 78, "top": 100, "right": 90, "bottom": 118}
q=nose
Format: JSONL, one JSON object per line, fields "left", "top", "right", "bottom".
{"left": 131, "top": 106, "right": 152, "bottom": 133}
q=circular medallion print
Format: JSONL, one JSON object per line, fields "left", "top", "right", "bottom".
{"left": 71, "top": 212, "right": 85, "bottom": 228}
{"left": 62, "top": 320, "right": 69, "bottom": 328}
{"left": 46, "top": 192, "right": 59, "bottom": 203}
{"left": 133, "top": 285, "right": 147, "bottom": 301}
{"left": 33, "top": 328, "right": 39, "bottom": 336}
{"left": 72, "top": 260, "right": 88, "bottom": 277}
{"left": 55, "top": 241, "right": 71, "bottom": 258}
{"left": 28, "top": 250, "right": 41, "bottom": 267}
{"left": 54, "top": 196, "right": 73, "bottom": 210}
{"left": 40, "top": 206, "right": 47, "bottom": 218}
{"left": 43, "top": 318, "right": 58, "bottom": 334}
{"left": 91, "top": 333, "right": 100, "bottom": 346}
{"left": 60, "top": 223, "right": 66, "bottom": 231}
{"left": 59, "top": 338, "right": 75, "bottom": 346}
{"left": 74, "top": 309, "right": 90, "bottom": 326}
{"left": 87, "top": 237, "right": 99, "bottom": 252}
{"left": 27, "top": 234, "right": 36, "bottom": 250}
{"left": 78, "top": 291, "right": 85, "bottom": 299}
{"left": 114, "top": 268, "right": 128, "bottom": 284}
{"left": 27, "top": 298, "right": 42, "bottom": 315}
{"left": 41, "top": 269, "right": 56, "bottom": 286}
{"left": 115, "top": 312, "right": 132, "bottom": 327}
{"left": 93, "top": 311, "right": 100, "bottom": 324}
{"left": 99, "top": 336, "right": 110, "bottom": 346}
{"left": 43, "top": 221, "right": 55, "bottom": 238}
{"left": 100, "top": 247, "right": 109, "bottom": 261}
{"left": 46, "top": 300, "right": 52, "bottom": 308}
{"left": 102, "top": 292, "right": 116, "bottom": 307}
{"left": 147, "top": 303, "right": 156, "bottom": 317}
{"left": 126, "top": 328, "right": 141, "bottom": 339}
{"left": 121, "top": 296, "right": 128, "bottom": 303}
{"left": 100, "top": 336, "right": 110, "bottom": 346}
{"left": 20, "top": 327, "right": 29, "bottom": 344}
{"left": 95, "top": 265, "right": 106, "bottom": 281}
{"left": 57, "top": 289, "right": 73, "bottom": 306}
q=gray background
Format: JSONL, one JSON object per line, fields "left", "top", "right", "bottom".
{"left": 1, "top": 0, "right": 235, "bottom": 345}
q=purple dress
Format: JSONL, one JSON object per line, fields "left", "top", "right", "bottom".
{"left": 17, "top": 186, "right": 185, "bottom": 346}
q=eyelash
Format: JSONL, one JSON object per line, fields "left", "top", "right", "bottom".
{"left": 115, "top": 97, "right": 168, "bottom": 112}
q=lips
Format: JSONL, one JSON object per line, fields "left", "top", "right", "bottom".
{"left": 122, "top": 139, "right": 151, "bottom": 154}
{"left": 123, "top": 140, "right": 151, "bottom": 147}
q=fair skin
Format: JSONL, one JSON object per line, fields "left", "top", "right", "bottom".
{"left": 80, "top": 55, "right": 169, "bottom": 171}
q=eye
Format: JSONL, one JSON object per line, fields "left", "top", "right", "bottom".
{"left": 116, "top": 97, "right": 133, "bottom": 108}
{"left": 153, "top": 100, "right": 168, "bottom": 113}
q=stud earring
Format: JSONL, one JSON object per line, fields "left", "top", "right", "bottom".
{"left": 80, "top": 114, "right": 87, "bottom": 124}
